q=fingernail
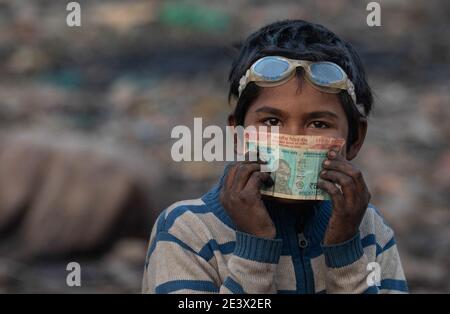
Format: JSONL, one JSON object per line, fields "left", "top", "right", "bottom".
{"left": 324, "top": 160, "right": 330, "bottom": 166}
{"left": 329, "top": 151, "right": 336, "bottom": 158}
{"left": 321, "top": 170, "right": 327, "bottom": 175}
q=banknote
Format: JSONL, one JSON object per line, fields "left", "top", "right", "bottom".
{"left": 245, "top": 132, "right": 345, "bottom": 200}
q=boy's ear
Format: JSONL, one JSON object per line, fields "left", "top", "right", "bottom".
{"left": 227, "top": 114, "right": 237, "bottom": 127}
{"left": 346, "top": 117, "right": 367, "bottom": 161}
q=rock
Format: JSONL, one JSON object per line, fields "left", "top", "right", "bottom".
{"left": 0, "top": 137, "right": 51, "bottom": 233}
{"left": 0, "top": 131, "right": 159, "bottom": 259}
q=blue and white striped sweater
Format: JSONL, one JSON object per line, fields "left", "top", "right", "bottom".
{"left": 143, "top": 167, "right": 408, "bottom": 294}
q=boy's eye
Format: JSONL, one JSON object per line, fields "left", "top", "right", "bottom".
{"left": 308, "top": 121, "right": 329, "bottom": 129}
{"left": 263, "top": 118, "right": 282, "bottom": 127}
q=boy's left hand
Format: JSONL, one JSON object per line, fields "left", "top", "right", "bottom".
{"left": 318, "top": 147, "right": 371, "bottom": 245}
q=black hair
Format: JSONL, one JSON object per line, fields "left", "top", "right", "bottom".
{"left": 228, "top": 19, "right": 373, "bottom": 148}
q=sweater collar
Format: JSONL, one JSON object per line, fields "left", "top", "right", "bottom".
{"left": 201, "top": 164, "right": 332, "bottom": 245}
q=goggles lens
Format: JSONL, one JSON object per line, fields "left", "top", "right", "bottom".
{"left": 309, "top": 62, "right": 345, "bottom": 85}
{"left": 253, "top": 57, "right": 290, "bottom": 80}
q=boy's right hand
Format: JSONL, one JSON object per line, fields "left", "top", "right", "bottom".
{"left": 219, "top": 161, "right": 276, "bottom": 239}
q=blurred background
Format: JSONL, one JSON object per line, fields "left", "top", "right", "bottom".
{"left": 0, "top": 0, "right": 448, "bottom": 293}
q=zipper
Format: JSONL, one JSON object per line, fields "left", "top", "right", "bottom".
{"left": 295, "top": 216, "right": 314, "bottom": 293}
{"left": 298, "top": 232, "right": 309, "bottom": 248}
{"left": 296, "top": 217, "right": 308, "bottom": 293}
{"left": 296, "top": 217, "right": 308, "bottom": 248}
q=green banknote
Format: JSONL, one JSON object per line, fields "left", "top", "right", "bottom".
{"left": 246, "top": 133, "right": 345, "bottom": 200}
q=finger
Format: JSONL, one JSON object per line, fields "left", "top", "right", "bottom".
{"left": 322, "top": 158, "right": 363, "bottom": 187}
{"left": 319, "top": 169, "right": 356, "bottom": 204}
{"left": 327, "top": 145, "right": 344, "bottom": 160}
{"left": 232, "top": 162, "right": 262, "bottom": 191}
{"left": 244, "top": 150, "right": 269, "bottom": 164}
{"left": 224, "top": 162, "right": 240, "bottom": 190}
{"left": 225, "top": 152, "right": 266, "bottom": 189}
{"left": 317, "top": 179, "right": 345, "bottom": 210}
{"left": 245, "top": 171, "right": 273, "bottom": 192}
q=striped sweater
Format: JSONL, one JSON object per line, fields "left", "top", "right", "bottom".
{"left": 142, "top": 166, "right": 408, "bottom": 294}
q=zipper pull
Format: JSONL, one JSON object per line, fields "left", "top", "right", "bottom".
{"left": 298, "top": 232, "right": 308, "bottom": 248}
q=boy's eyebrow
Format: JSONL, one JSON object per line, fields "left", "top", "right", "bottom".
{"left": 306, "top": 111, "right": 339, "bottom": 120}
{"left": 254, "top": 107, "right": 339, "bottom": 120}
{"left": 254, "top": 106, "right": 287, "bottom": 117}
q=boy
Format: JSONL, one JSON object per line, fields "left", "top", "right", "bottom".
{"left": 142, "top": 20, "right": 408, "bottom": 294}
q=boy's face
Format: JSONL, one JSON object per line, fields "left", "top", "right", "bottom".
{"left": 242, "top": 75, "right": 350, "bottom": 158}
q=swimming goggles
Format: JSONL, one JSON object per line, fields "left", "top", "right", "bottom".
{"left": 238, "top": 56, "right": 364, "bottom": 115}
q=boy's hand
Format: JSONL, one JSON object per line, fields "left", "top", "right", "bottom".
{"left": 318, "top": 148, "right": 371, "bottom": 245}
{"left": 220, "top": 161, "right": 276, "bottom": 239}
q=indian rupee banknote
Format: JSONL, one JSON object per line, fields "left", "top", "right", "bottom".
{"left": 245, "top": 132, "right": 345, "bottom": 200}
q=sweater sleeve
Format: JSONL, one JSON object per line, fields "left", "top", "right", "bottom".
{"left": 374, "top": 236, "right": 408, "bottom": 294}
{"left": 321, "top": 232, "right": 408, "bottom": 294}
{"left": 142, "top": 227, "right": 283, "bottom": 294}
